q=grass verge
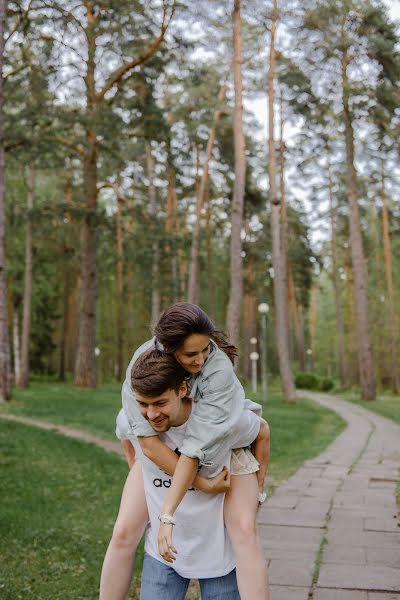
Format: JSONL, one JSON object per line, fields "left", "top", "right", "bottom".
{"left": 340, "top": 390, "right": 400, "bottom": 425}
{"left": 0, "top": 421, "right": 143, "bottom": 600}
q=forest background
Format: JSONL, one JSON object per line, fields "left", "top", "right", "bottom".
{"left": 0, "top": 0, "right": 399, "bottom": 403}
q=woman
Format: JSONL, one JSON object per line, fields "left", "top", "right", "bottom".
{"left": 100, "top": 303, "right": 270, "bottom": 600}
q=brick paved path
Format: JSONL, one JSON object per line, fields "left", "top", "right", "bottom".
{"left": 259, "top": 392, "right": 400, "bottom": 600}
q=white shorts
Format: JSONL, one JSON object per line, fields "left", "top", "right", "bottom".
{"left": 230, "top": 448, "right": 259, "bottom": 475}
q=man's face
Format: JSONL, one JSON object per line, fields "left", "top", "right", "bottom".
{"left": 135, "top": 382, "right": 188, "bottom": 432}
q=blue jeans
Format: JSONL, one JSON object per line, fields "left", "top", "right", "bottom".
{"left": 140, "top": 553, "right": 240, "bottom": 600}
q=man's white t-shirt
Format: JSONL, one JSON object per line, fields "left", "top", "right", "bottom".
{"left": 116, "top": 406, "right": 260, "bottom": 579}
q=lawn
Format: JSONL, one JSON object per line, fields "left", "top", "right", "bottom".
{"left": 0, "top": 420, "right": 143, "bottom": 600}
{"left": 0, "top": 382, "right": 346, "bottom": 599}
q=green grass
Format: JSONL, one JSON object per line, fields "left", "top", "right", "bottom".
{"left": 0, "top": 381, "right": 346, "bottom": 598}
{"left": 0, "top": 420, "right": 143, "bottom": 600}
{"left": 0, "top": 382, "right": 121, "bottom": 439}
{"left": 340, "top": 389, "right": 400, "bottom": 425}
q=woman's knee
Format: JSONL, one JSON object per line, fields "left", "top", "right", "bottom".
{"left": 226, "top": 513, "right": 258, "bottom": 545}
{"left": 111, "top": 517, "right": 141, "bottom": 549}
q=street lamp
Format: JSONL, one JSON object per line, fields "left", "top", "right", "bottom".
{"left": 258, "top": 303, "right": 269, "bottom": 404}
{"left": 249, "top": 351, "right": 259, "bottom": 393}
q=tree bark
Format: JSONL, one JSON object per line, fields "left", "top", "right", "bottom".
{"left": 297, "top": 303, "right": 306, "bottom": 371}
{"left": 114, "top": 182, "right": 124, "bottom": 381}
{"left": 205, "top": 186, "right": 216, "bottom": 320}
{"left": 341, "top": 48, "right": 375, "bottom": 400}
{"left": 146, "top": 142, "right": 161, "bottom": 327}
{"left": 380, "top": 163, "right": 399, "bottom": 393}
{"left": 267, "top": 0, "right": 296, "bottom": 400}
{"left": 187, "top": 83, "right": 227, "bottom": 305}
{"left": 226, "top": 0, "right": 245, "bottom": 350}
{"left": 328, "top": 165, "right": 348, "bottom": 387}
{"left": 0, "top": 0, "right": 11, "bottom": 401}
{"left": 278, "top": 97, "right": 292, "bottom": 360}
{"left": 12, "top": 307, "right": 20, "bottom": 384}
{"left": 58, "top": 164, "right": 73, "bottom": 381}
{"left": 18, "top": 160, "right": 35, "bottom": 387}
{"left": 166, "top": 155, "right": 179, "bottom": 303}
{"left": 309, "top": 286, "right": 317, "bottom": 371}
{"left": 74, "top": 6, "right": 97, "bottom": 387}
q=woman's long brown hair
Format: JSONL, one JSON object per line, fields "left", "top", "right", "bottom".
{"left": 154, "top": 303, "right": 238, "bottom": 364}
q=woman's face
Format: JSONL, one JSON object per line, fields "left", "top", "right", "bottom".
{"left": 174, "top": 333, "right": 211, "bottom": 374}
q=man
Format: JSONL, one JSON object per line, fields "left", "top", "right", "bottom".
{"left": 117, "top": 348, "right": 264, "bottom": 600}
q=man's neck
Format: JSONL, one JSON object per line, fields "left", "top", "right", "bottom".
{"left": 172, "top": 399, "right": 192, "bottom": 427}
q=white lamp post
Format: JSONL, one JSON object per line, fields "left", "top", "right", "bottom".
{"left": 249, "top": 351, "right": 259, "bottom": 393}
{"left": 258, "top": 303, "right": 269, "bottom": 404}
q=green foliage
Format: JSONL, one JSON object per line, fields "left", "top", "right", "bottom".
{"left": 319, "top": 377, "right": 334, "bottom": 392}
{"left": 294, "top": 371, "right": 320, "bottom": 390}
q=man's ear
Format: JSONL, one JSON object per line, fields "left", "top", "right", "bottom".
{"left": 179, "top": 380, "right": 188, "bottom": 398}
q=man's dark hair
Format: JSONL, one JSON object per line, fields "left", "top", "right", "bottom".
{"left": 154, "top": 302, "right": 238, "bottom": 364}
{"left": 131, "top": 349, "right": 187, "bottom": 397}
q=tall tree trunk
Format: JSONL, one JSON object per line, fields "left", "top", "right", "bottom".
{"left": 341, "top": 48, "right": 375, "bottom": 400}
{"left": 12, "top": 307, "right": 20, "bottom": 384}
{"left": 74, "top": 7, "right": 98, "bottom": 387}
{"left": 146, "top": 142, "right": 161, "bottom": 327}
{"left": 0, "top": 0, "right": 11, "bottom": 401}
{"left": 187, "top": 83, "right": 227, "bottom": 304}
{"left": 166, "top": 158, "right": 179, "bottom": 303}
{"left": 380, "top": 163, "right": 399, "bottom": 393}
{"left": 205, "top": 187, "right": 216, "bottom": 320}
{"left": 297, "top": 303, "right": 306, "bottom": 371}
{"left": 59, "top": 271, "right": 70, "bottom": 382}
{"left": 288, "top": 262, "right": 304, "bottom": 368}
{"left": 74, "top": 5, "right": 172, "bottom": 387}
{"left": 59, "top": 164, "right": 73, "bottom": 381}
{"left": 164, "top": 93, "right": 180, "bottom": 304}
{"left": 126, "top": 261, "right": 134, "bottom": 330}
{"left": 18, "top": 161, "right": 35, "bottom": 387}
{"left": 309, "top": 286, "right": 317, "bottom": 371}
{"left": 114, "top": 182, "right": 124, "bottom": 381}
{"left": 328, "top": 165, "right": 347, "bottom": 387}
{"left": 267, "top": 0, "right": 296, "bottom": 399}
{"left": 226, "top": 1, "right": 245, "bottom": 350}
{"left": 243, "top": 260, "right": 256, "bottom": 381}
{"left": 279, "top": 96, "right": 292, "bottom": 359}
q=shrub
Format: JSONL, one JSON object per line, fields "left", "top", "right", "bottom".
{"left": 295, "top": 372, "right": 320, "bottom": 390}
{"left": 319, "top": 377, "right": 334, "bottom": 391}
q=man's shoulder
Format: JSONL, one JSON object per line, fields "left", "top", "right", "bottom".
{"left": 125, "top": 338, "right": 156, "bottom": 379}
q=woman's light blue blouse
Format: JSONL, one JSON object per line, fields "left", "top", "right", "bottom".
{"left": 121, "top": 338, "right": 261, "bottom": 466}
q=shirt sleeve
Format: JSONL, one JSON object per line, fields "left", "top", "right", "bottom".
{"left": 179, "top": 356, "right": 247, "bottom": 466}
{"left": 120, "top": 340, "right": 159, "bottom": 438}
{"left": 115, "top": 408, "right": 130, "bottom": 440}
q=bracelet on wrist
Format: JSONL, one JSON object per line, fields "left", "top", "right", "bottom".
{"left": 158, "top": 513, "right": 177, "bottom": 525}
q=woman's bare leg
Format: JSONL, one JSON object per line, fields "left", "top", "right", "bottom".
{"left": 224, "top": 473, "right": 269, "bottom": 600}
{"left": 99, "top": 462, "right": 148, "bottom": 600}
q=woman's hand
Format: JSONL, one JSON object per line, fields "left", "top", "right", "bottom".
{"left": 157, "top": 522, "right": 177, "bottom": 563}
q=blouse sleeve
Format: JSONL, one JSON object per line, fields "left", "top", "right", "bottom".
{"left": 179, "top": 352, "right": 247, "bottom": 466}
{"left": 120, "top": 340, "right": 159, "bottom": 438}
